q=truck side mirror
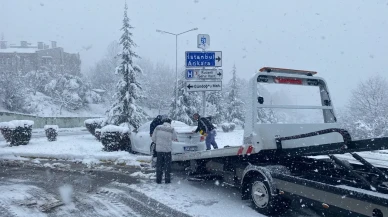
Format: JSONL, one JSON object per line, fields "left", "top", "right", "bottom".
{"left": 258, "top": 97, "right": 264, "bottom": 104}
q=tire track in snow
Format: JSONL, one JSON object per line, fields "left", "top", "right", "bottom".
{"left": 107, "top": 184, "right": 192, "bottom": 217}
{"left": 89, "top": 192, "right": 136, "bottom": 217}
{"left": 0, "top": 200, "right": 18, "bottom": 217}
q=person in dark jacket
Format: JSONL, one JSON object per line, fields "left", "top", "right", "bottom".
{"left": 150, "top": 115, "right": 164, "bottom": 136}
{"left": 192, "top": 113, "right": 218, "bottom": 150}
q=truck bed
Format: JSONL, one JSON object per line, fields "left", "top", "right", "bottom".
{"left": 172, "top": 145, "right": 250, "bottom": 162}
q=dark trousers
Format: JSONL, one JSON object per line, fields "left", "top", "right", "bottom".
{"left": 152, "top": 142, "right": 157, "bottom": 157}
{"left": 156, "top": 152, "right": 172, "bottom": 184}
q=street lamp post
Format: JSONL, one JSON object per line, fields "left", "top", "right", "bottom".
{"left": 156, "top": 28, "right": 198, "bottom": 112}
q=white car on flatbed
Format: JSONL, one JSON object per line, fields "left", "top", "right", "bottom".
{"left": 130, "top": 120, "right": 206, "bottom": 155}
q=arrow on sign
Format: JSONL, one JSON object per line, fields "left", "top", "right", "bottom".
{"left": 217, "top": 71, "right": 222, "bottom": 76}
{"left": 187, "top": 84, "right": 193, "bottom": 89}
{"left": 216, "top": 56, "right": 222, "bottom": 62}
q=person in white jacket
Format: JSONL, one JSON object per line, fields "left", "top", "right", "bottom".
{"left": 151, "top": 118, "right": 177, "bottom": 184}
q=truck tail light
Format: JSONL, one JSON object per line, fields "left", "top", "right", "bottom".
{"left": 200, "top": 136, "right": 205, "bottom": 142}
{"left": 274, "top": 77, "right": 303, "bottom": 85}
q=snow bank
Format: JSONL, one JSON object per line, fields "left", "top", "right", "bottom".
{"left": 0, "top": 122, "right": 10, "bottom": 128}
{"left": 84, "top": 118, "right": 106, "bottom": 125}
{"left": 44, "top": 125, "right": 59, "bottom": 130}
{"left": 0, "top": 133, "right": 142, "bottom": 167}
{"left": 8, "top": 120, "right": 34, "bottom": 128}
{"left": 101, "top": 125, "right": 129, "bottom": 134}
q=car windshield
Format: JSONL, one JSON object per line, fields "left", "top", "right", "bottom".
{"left": 1, "top": 1, "right": 387, "bottom": 217}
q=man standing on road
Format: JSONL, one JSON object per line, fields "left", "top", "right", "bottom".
{"left": 152, "top": 118, "right": 177, "bottom": 184}
{"left": 192, "top": 113, "right": 218, "bottom": 150}
{"left": 150, "top": 115, "right": 166, "bottom": 167}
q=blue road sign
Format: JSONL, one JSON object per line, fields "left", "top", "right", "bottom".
{"left": 201, "top": 37, "right": 206, "bottom": 45}
{"left": 185, "top": 51, "right": 222, "bottom": 67}
{"left": 186, "top": 69, "right": 194, "bottom": 79}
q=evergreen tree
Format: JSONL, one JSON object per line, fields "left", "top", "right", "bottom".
{"left": 169, "top": 79, "right": 201, "bottom": 125}
{"left": 106, "top": 2, "right": 146, "bottom": 129}
{"left": 226, "top": 64, "right": 245, "bottom": 125}
{"left": 207, "top": 91, "right": 226, "bottom": 124}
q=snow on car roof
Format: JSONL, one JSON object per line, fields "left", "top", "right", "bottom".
{"left": 140, "top": 120, "right": 194, "bottom": 133}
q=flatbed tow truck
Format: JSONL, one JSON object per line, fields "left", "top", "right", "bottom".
{"left": 172, "top": 67, "right": 388, "bottom": 217}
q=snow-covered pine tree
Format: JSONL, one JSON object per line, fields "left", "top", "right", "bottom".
{"left": 226, "top": 64, "right": 245, "bottom": 125}
{"left": 206, "top": 90, "right": 226, "bottom": 124}
{"left": 106, "top": 2, "right": 146, "bottom": 129}
{"left": 169, "top": 79, "right": 201, "bottom": 125}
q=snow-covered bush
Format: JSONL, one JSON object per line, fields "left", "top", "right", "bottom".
{"left": 221, "top": 123, "right": 236, "bottom": 132}
{"left": 44, "top": 125, "right": 58, "bottom": 142}
{"left": 100, "top": 125, "right": 131, "bottom": 152}
{"left": 8, "top": 120, "right": 34, "bottom": 146}
{"left": 85, "top": 90, "right": 103, "bottom": 103}
{"left": 0, "top": 122, "right": 13, "bottom": 143}
{"left": 24, "top": 70, "right": 52, "bottom": 95}
{"left": 84, "top": 118, "right": 106, "bottom": 137}
{"left": 95, "top": 129, "right": 101, "bottom": 141}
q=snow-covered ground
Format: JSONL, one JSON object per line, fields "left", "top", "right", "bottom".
{"left": 0, "top": 127, "right": 244, "bottom": 165}
{"left": 0, "top": 130, "right": 146, "bottom": 167}
{"left": 1, "top": 127, "right": 387, "bottom": 217}
{"left": 1, "top": 127, "right": 388, "bottom": 168}
{"left": 126, "top": 177, "right": 264, "bottom": 217}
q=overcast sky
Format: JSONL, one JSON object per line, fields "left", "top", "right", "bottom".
{"left": 1, "top": 0, "right": 387, "bottom": 108}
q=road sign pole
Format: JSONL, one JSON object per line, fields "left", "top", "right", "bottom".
{"left": 175, "top": 35, "right": 178, "bottom": 111}
{"left": 202, "top": 47, "right": 206, "bottom": 117}
{"left": 202, "top": 91, "right": 206, "bottom": 117}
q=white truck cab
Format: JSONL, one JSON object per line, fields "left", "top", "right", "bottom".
{"left": 243, "top": 67, "right": 345, "bottom": 154}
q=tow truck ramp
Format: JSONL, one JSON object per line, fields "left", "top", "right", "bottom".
{"left": 173, "top": 136, "right": 388, "bottom": 216}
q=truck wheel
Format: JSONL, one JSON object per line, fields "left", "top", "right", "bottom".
{"left": 250, "top": 176, "right": 280, "bottom": 215}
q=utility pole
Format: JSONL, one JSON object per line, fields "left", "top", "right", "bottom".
{"left": 156, "top": 28, "right": 198, "bottom": 110}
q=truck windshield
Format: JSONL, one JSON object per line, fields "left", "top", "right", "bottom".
{"left": 257, "top": 83, "right": 325, "bottom": 124}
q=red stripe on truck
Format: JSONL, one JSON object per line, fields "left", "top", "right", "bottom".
{"left": 246, "top": 145, "right": 253, "bottom": 155}
{"left": 237, "top": 147, "right": 244, "bottom": 155}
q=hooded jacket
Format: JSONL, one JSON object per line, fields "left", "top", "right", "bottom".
{"left": 152, "top": 123, "right": 178, "bottom": 153}
{"left": 194, "top": 116, "right": 215, "bottom": 134}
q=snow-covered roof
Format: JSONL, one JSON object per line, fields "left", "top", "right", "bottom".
{"left": 0, "top": 48, "right": 38, "bottom": 54}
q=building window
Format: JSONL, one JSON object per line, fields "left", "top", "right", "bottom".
{"left": 42, "top": 56, "right": 52, "bottom": 65}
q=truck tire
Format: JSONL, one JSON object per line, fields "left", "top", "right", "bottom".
{"left": 250, "top": 176, "right": 280, "bottom": 215}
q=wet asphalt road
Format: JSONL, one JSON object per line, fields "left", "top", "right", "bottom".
{"left": 0, "top": 161, "right": 191, "bottom": 217}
